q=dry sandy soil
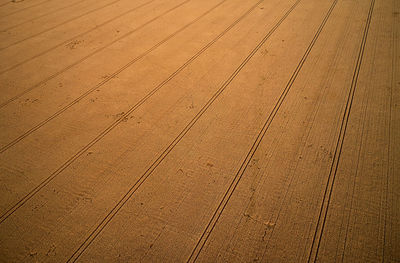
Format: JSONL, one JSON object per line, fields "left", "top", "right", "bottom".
{"left": 0, "top": 0, "right": 399, "bottom": 262}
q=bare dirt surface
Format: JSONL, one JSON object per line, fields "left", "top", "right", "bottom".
{"left": 0, "top": 0, "right": 398, "bottom": 262}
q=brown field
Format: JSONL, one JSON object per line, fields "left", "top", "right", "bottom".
{"left": 0, "top": 0, "right": 399, "bottom": 262}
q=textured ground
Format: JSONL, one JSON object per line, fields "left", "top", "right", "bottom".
{"left": 0, "top": 0, "right": 399, "bottom": 262}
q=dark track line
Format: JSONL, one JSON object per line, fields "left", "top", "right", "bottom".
{"left": 186, "top": 0, "right": 338, "bottom": 261}
{"left": 0, "top": 0, "right": 193, "bottom": 154}
{"left": 0, "top": 0, "right": 239, "bottom": 224}
{"left": 307, "top": 0, "right": 376, "bottom": 261}
{"left": 0, "top": 0, "right": 155, "bottom": 77}
{"left": 0, "top": 0, "right": 187, "bottom": 110}
{"left": 64, "top": 1, "right": 319, "bottom": 261}
{"left": 0, "top": 0, "right": 52, "bottom": 18}
{"left": 0, "top": 0, "right": 130, "bottom": 51}
{"left": 2, "top": 0, "right": 96, "bottom": 32}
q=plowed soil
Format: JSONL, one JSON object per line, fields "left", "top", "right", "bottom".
{"left": 0, "top": 0, "right": 399, "bottom": 262}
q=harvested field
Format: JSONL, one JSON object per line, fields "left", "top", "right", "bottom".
{"left": 0, "top": 0, "right": 399, "bottom": 261}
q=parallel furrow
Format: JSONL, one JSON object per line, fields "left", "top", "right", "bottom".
{"left": 307, "top": 0, "right": 376, "bottom": 261}
{"left": 1, "top": 0, "right": 90, "bottom": 31}
{"left": 0, "top": 0, "right": 188, "bottom": 110}
{"left": 0, "top": 0, "right": 155, "bottom": 77}
{"left": 0, "top": 0, "right": 129, "bottom": 50}
{"left": 0, "top": 0, "right": 193, "bottom": 153}
{"left": 187, "top": 0, "right": 338, "bottom": 261}
{"left": 0, "top": 0, "right": 256, "bottom": 224}
{"left": 65, "top": 0, "right": 303, "bottom": 261}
